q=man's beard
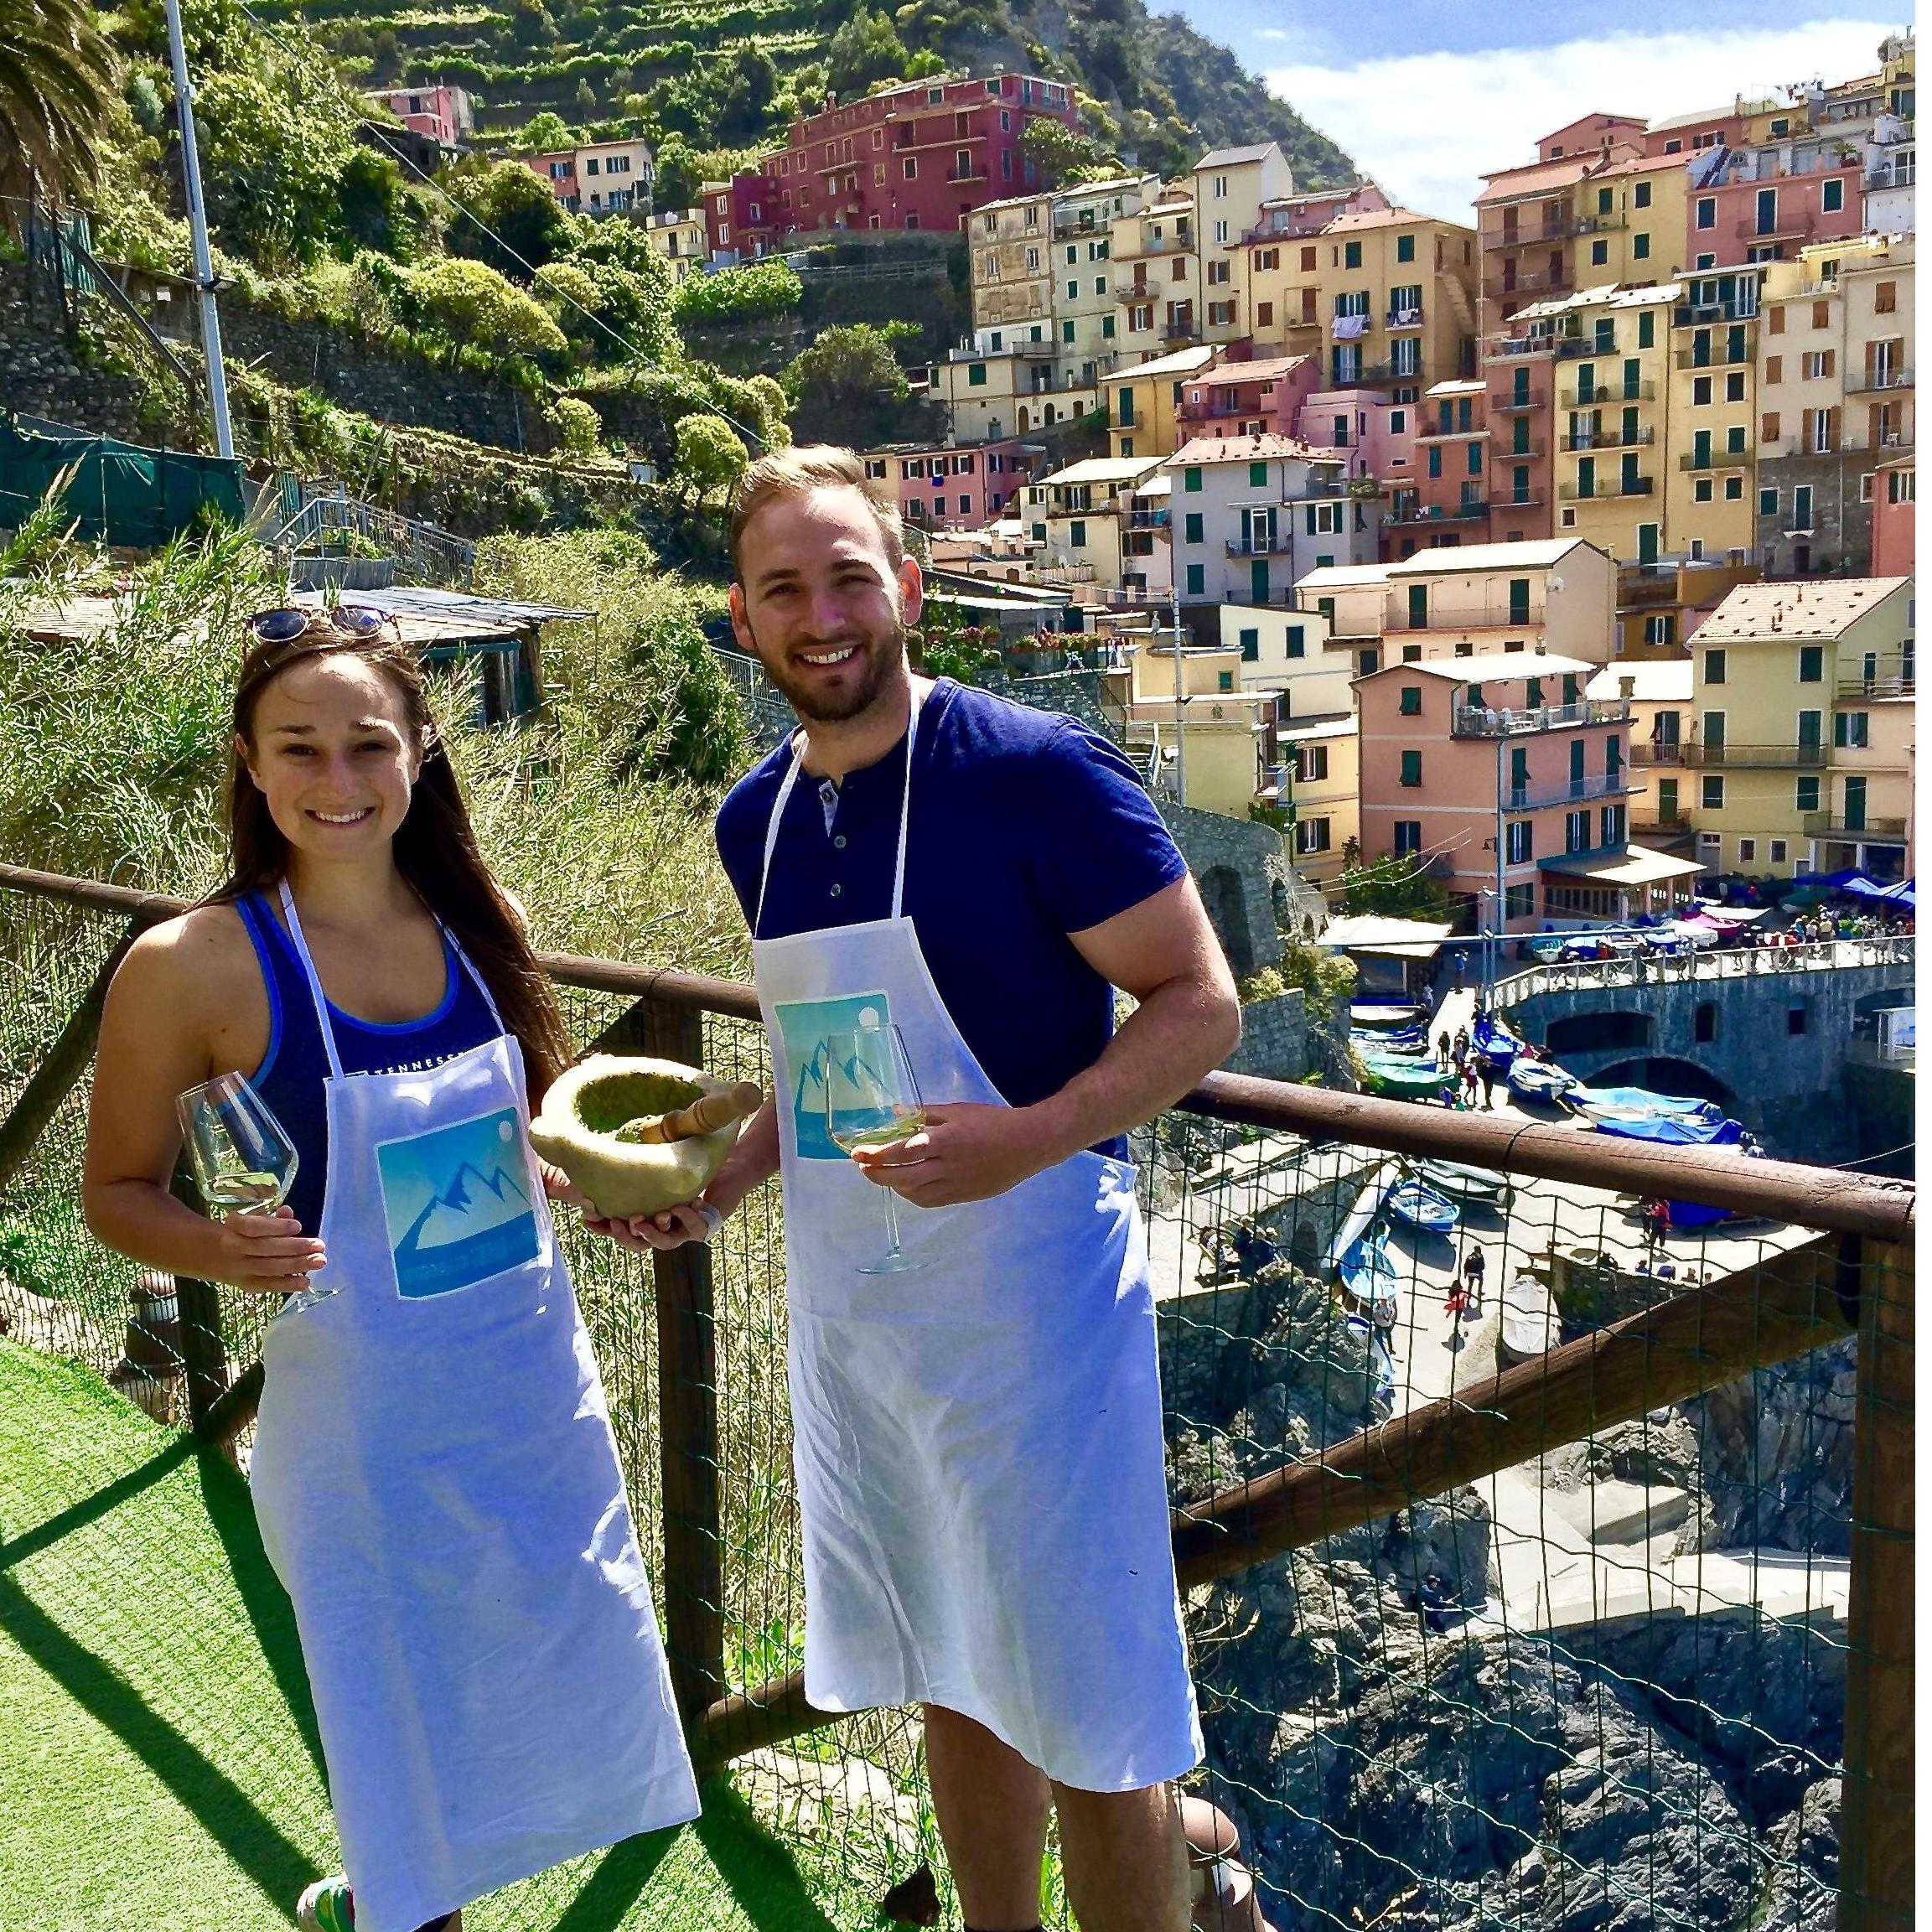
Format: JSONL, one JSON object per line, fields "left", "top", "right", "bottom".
{"left": 747, "top": 615, "right": 907, "bottom": 724}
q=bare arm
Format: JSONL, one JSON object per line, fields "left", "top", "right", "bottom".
{"left": 855, "top": 873, "right": 1241, "bottom": 1207}
{"left": 82, "top": 921, "right": 326, "bottom": 1293}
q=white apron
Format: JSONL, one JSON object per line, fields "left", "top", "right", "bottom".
{"left": 251, "top": 886, "right": 698, "bottom": 1932}
{"left": 752, "top": 691, "right": 1202, "bottom": 1793}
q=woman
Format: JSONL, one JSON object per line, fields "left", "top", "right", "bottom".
{"left": 84, "top": 609, "right": 699, "bottom": 1932}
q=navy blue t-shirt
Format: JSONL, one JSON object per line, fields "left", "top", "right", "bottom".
{"left": 716, "top": 680, "right": 1187, "bottom": 1158}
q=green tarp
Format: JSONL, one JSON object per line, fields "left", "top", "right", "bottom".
{"left": 0, "top": 418, "right": 246, "bottom": 546}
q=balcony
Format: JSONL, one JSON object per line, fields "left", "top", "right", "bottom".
{"left": 1503, "top": 772, "right": 1633, "bottom": 811}
{"left": 1225, "top": 534, "right": 1295, "bottom": 556}
{"left": 1385, "top": 500, "right": 1489, "bottom": 526}
{"left": 1557, "top": 477, "right": 1655, "bottom": 500}
{"left": 1414, "top": 421, "right": 1491, "bottom": 442}
{"left": 948, "top": 168, "right": 989, "bottom": 184}
{"left": 1560, "top": 382, "right": 1655, "bottom": 407}
{"left": 1489, "top": 388, "right": 1546, "bottom": 412}
{"left": 1052, "top": 215, "right": 1103, "bottom": 240}
{"left": 1354, "top": 362, "right": 1425, "bottom": 386}
{"left": 1674, "top": 345, "right": 1753, "bottom": 369}
{"left": 1804, "top": 812, "right": 1909, "bottom": 840}
{"left": 1114, "top": 281, "right": 1156, "bottom": 305}
{"left": 1452, "top": 698, "right": 1631, "bottom": 737}
{"left": 1561, "top": 428, "right": 1653, "bottom": 450}
{"left": 1847, "top": 367, "right": 1914, "bottom": 396}
{"left": 1867, "top": 162, "right": 1916, "bottom": 189}
{"left": 1127, "top": 507, "right": 1171, "bottom": 529}
{"left": 1634, "top": 741, "right": 1831, "bottom": 769}
{"left": 1679, "top": 449, "right": 1750, "bottom": 471}
{"left": 1386, "top": 308, "right": 1425, "bottom": 330}
{"left": 1495, "top": 268, "right": 1574, "bottom": 297}
{"left": 1735, "top": 213, "right": 1819, "bottom": 244}
{"left": 1673, "top": 299, "right": 1759, "bottom": 326}
{"left": 1838, "top": 673, "right": 1914, "bottom": 699}
{"left": 1491, "top": 489, "right": 1545, "bottom": 509}
{"left": 1162, "top": 321, "right": 1202, "bottom": 343}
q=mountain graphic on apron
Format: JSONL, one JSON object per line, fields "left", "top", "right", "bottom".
{"left": 376, "top": 1106, "right": 541, "bottom": 1297}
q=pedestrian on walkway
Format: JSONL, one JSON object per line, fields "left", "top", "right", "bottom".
{"left": 1453, "top": 1024, "right": 1471, "bottom": 1066}
{"left": 1436, "top": 1029, "right": 1452, "bottom": 1064}
{"left": 1460, "top": 1060, "right": 1480, "bottom": 1108}
{"left": 1478, "top": 1060, "right": 1496, "bottom": 1110}
{"left": 1461, "top": 1245, "right": 1486, "bottom": 1316}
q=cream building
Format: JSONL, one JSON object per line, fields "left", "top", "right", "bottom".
{"left": 1103, "top": 344, "right": 1217, "bottom": 460}
{"left": 1049, "top": 175, "right": 1155, "bottom": 391}
{"left": 1588, "top": 657, "right": 1695, "bottom": 848}
{"left": 1679, "top": 576, "right": 1914, "bottom": 879}
{"left": 642, "top": 207, "right": 706, "bottom": 281}
{"left": 1107, "top": 189, "right": 1200, "bottom": 362}
{"left": 970, "top": 192, "right": 1054, "bottom": 334}
{"left": 1663, "top": 266, "right": 1764, "bottom": 564}
{"left": 1192, "top": 142, "right": 1294, "bottom": 349}
{"left": 1024, "top": 454, "right": 1165, "bottom": 594}
{"left": 1217, "top": 600, "right": 1350, "bottom": 714}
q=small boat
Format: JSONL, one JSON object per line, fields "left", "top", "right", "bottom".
{"left": 1508, "top": 1059, "right": 1578, "bottom": 1103}
{"left": 1350, "top": 1000, "right": 1427, "bottom": 1029}
{"left": 1470, "top": 1012, "right": 1521, "bottom": 1072}
{"left": 1360, "top": 1053, "right": 1445, "bottom": 1101}
{"left": 1352, "top": 1027, "right": 1430, "bottom": 1057}
{"left": 1323, "top": 1168, "right": 1390, "bottom": 1272}
{"left": 1499, "top": 1270, "right": 1560, "bottom": 1360}
{"left": 1409, "top": 1158, "right": 1515, "bottom": 1208}
{"left": 1570, "top": 1085, "right": 1722, "bottom": 1126}
{"left": 1383, "top": 1178, "right": 1460, "bottom": 1235}
{"left": 1337, "top": 1230, "right": 1401, "bottom": 1326}
{"left": 1345, "top": 1312, "right": 1397, "bottom": 1397}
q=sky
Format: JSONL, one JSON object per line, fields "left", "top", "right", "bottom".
{"left": 1156, "top": 3, "right": 1907, "bottom": 224}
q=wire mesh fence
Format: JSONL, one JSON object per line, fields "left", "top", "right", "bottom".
{"left": 0, "top": 868, "right": 1913, "bottom": 1932}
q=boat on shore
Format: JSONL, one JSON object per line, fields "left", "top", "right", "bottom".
{"left": 1337, "top": 1229, "right": 1401, "bottom": 1326}
{"left": 1361, "top": 1053, "right": 1446, "bottom": 1101}
{"left": 1407, "top": 1157, "right": 1515, "bottom": 1209}
{"left": 1508, "top": 1059, "right": 1578, "bottom": 1103}
{"left": 1383, "top": 1177, "right": 1460, "bottom": 1235}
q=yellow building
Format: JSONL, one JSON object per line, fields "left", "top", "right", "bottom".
{"left": 642, "top": 207, "right": 706, "bottom": 281}
{"left": 1664, "top": 266, "right": 1764, "bottom": 563}
{"left": 1572, "top": 153, "right": 1691, "bottom": 291}
{"left": 1272, "top": 715, "right": 1360, "bottom": 886}
{"left": 1588, "top": 658, "right": 1695, "bottom": 849}
{"left": 1107, "top": 189, "right": 1199, "bottom": 362}
{"left": 1191, "top": 142, "right": 1293, "bottom": 349}
{"left": 1680, "top": 577, "right": 1914, "bottom": 878}
{"left": 1102, "top": 344, "right": 1217, "bottom": 460}
{"left": 1025, "top": 454, "right": 1164, "bottom": 593}
{"left": 1246, "top": 207, "right": 1477, "bottom": 393}
{"left": 970, "top": 192, "right": 1054, "bottom": 334}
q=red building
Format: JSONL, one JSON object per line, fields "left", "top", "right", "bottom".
{"left": 362, "top": 84, "right": 473, "bottom": 148}
{"left": 1173, "top": 355, "right": 1321, "bottom": 438}
{"left": 1391, "top": 378, "right": 1494, "bottom": 553}
{"left": 860, "top": 437, "right": 1044, "bottom": 529}
{"left": 704, "top": 72, "right": 1078, "bottom": 258}
{"left": 1683, "top": 145, "right": 1864, "bottom": 270}
{"left": 1869, "top": 456, "right": 1915, "bottom": 578}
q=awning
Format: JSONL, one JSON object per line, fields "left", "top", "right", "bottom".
{"left": 1316, "top": 914, "right": 1455, "bottom": 958}
{"left": 1538, "top": 844, "right": 1705, "bottom": 888}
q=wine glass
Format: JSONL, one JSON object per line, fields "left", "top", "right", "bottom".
{"left": 825, "top": 1024, "right": 926, "bottom": 1275}
{"left": 174, "top": 1074, "right": 329, "bottom": 1300}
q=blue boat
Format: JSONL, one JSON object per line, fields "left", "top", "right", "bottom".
{"left": 1337, "top": 1229, "right": 1401, "bottom": 1325}
{"left": 1508, "top": 1059, "right": 1578, "bottom": 1103}
{"left": 1570, "top": 1085, "right": 1722, "bottom": 1125}
{"left": 1345, "top": 1312, "right": 1397, "bottom": 1397}
{"left": 1383, "top": 1178, "right": 1460, "bottom": 1235}
{"left": 1471, "top": 1011, "right": 1522, "bottom": 1071}
{"left": 1593, "top": 1111, "right": 1747, "bottom": 1148}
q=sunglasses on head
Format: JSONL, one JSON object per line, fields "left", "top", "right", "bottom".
{"left": 246, "top": 603, "right": 393, "bottom": 644}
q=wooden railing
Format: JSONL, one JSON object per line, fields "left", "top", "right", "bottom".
{"left": 0, "top": 860, "right": 1913, "bottom": 1926}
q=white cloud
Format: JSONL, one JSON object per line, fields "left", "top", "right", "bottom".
{"left": 1265, "top": 20, "right": 1898, "bottom": 225}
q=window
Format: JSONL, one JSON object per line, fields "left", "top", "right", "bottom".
{"left": 1249, "top": 461, "right": 1268, "bottom": 488}
{"left": 1725, "top": 476, "right": 1743, "bottom": 500}
{"left": 1185, "top": 564, "right": 1204, "bottom": 597}
{"left": 1696, "top": 197, "right": 1716, "bottom": 230}
{"left": 1704, "top": 649, "right": 1726, "bottom": 685}
{"left": 1285, "top": 622, "right": 1306, "bottom": 659}
{"left": 1834, "top": 712, "right": 1870, "bottom": 749}
{"left": 1399, "top": 749, "right": 1422, "bottom": 786}
{"left": 1238, "top": 627, "right": 1259, "bottom": 661}
{"left": 1505, "top": 820, "right": 1533, "bottom": 864}
{"left": 1344, "top": 240, "right": 1362, "bottom": 269}
{"left": 1795, "top": 774, "right": 1822, "bottom": 813}
{"left": 1695, "top": 1002, "right": 1717, "bottom": 1044}
{"left": 1762, "top": 411, "right": 1781, "bottom": 443}
{"left": 1296, "top": 817, "right": 1332, "bottom": 854}
{"left": 968, "top": 363, "right": 987, "bottom": 387}
{"left": 1798, "top": 645, "right": 1824, "bottom": 683}
{"left": 1396, "top": 232, "right": 1416, "bottom": 262}
{"left": 1725, "top": 371, "right": 1746, "bottom": 404}
{"left": 1299, "top": 744, "right": 1330, "bottom": 782}
{"left": 1184, "top": 467, "right": 1202, "bottom": 492}
{"left": 1793, "top": 484, "right": 1814, "bottom": 527}
{"left": 1591, "top": 240, "right": 1608, "bottom": 267}
{"left": 1823, "top": 178, "right": 1844, "bottom": 213}
{"left": 1637, "top": 310, "right": 1655, "bottom": 349}
{"left": 1399, "top": 685, "right": 1423, "bottom": 715}
{"left": 1634, "top": 180, "right": 1652, "bottom": 209}
{"left": 1693, "top": 376, "right": 1713, "bottom": 407}
{"left": 1702, "top": 774, "right": 1725, "bottom": 810}
{"left": 1770, "top": 838, "right": 1788, "bottom": 864}
{"left": 1406, "top": 585, "right": 1428, "bottom": 629}
{"left": 1633, "top": 232, "right": 1650, "bottom": 261}
{"left": 1393, "top": 821, "right": 1422, "bottom": 855}
{"left": 1566, "top": 809, "right": 1589, "bottom": 853}
{"left": 1875, "top": 280, "right": 1897, "bottom": 314}
{"left": 1759, "top": 485, "right": 1778, "bottom": 514}
{"left": 904, "top": 157, "right": 918, "bottom": 179}
{"left": 1256, "top": 302, "right": 1274, "bottom": 328}
{"left": 1184, "top": 512, "right": 1203, "bottom": 544}
{"left": 1063, "top": 319, "right": 1075, "bottom": 342}
{"left": 1069, "top": 520, "right": 1086, "bottom": 547}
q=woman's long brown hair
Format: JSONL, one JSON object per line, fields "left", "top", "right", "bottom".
{"left": 211, "top": 626, "right": 572, "bottom": 1098}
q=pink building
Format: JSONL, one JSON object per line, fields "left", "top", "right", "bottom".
{"left": 1870, "top": 456, "right": 1915, "bottom": 578}
{"left": 363, "top": 85, "right": 473, "bottom": 148}
{"left": 1293, "top": 386, "right": 1420, "bottom": 500}
{"left": 1356, "top": 652, "right": 1694, "bottom": 931}
{"left": 705, "top": 72, "right": 1078, "bottom": 258}
{"left": 1241, "top": 183, "right": 1392, "bottom": 245}
{"left": 861, "top": 437, "right": 1044, "bottom": 529}
{"left": 1174, "top": 355, "right": 1320, "bottom": 438}
{"left": 1389, "top": 379, "right": 1493, "bottom": 554}
{"left": 1685, "top": 145, "right": 1863, "bottom": 269}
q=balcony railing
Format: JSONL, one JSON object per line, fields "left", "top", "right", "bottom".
{"left": 1127, "top": 507, "right": 1171, "bottom": 529}
{"left": 1804, "top": 811, "right": 1909, "bottom": 839}
{"left": 1491, "top": 489, "right": 1545, "bottom": 508}
{"left": 1414, "top": 422, "right": 1492, "bottom": 443}
{"left": 1679, "top": 450, "right": 1750, "bottom": 470}
{"left": 1505, "top": 771, "right": 1632, "bottom": 811}
{"left": 1489, "top": 388, "right": 1546, "bottom": 412}
{"left": 1385, "top": 308, "right": 1425, "bottom": 330}
{"left": 1675, "top": 345, "right": 1753, "bottom": 369}
{"left": 1495, "top": 268, "right": 1574, "bottom": 296}
{"left": 1561, "top": 382, "right": 1655, "bottom": 406}
{"left": 1673, "top": 299, "right": 1759, "bottom": 326}
{"left": 1838, "top": 674, "right": 1914, "bottom": 699}
{"left": 1866, "top": 163, "right": 1915, "bottom": 189}
{"left": 1557, "top": 477, "right": 1655, "bottom": 499}
{"left": 1562, "top": 428, "right": 1653, "bottom": 450}
{"left": 1162, "top": 321, "right": 1201, "bottom": 343}
{"left": 1452, "top": 698, "right": 1630, "bottom": 737}
{"left": 1225, "top": 534, "right": 1294, "bottom": 556}
{"left": 1354, "top": 362, "right": 1424, "bottom": 386}
{"left": 1847, "top": 367, "right": 1914, "bottom": 395}
{"left": 1385, "top": 500, "right": 1489, "bottom": 526}
{"left": 1630, "top": 740, "right": 1832, "bottom": 769}
{"left": 1736, "top": 213, "right": 1819, "bottom": 243}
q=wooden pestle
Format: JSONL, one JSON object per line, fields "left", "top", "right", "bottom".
{"left": 621, "top": 1080, "right": 764, "bottom": 1144}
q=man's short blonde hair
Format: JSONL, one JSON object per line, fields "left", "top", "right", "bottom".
{"left": 728, "top": 444, "right": 907, "bottom": 584}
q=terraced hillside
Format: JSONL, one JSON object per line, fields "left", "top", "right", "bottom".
{"left": 261, "top": 0, "right": 1356, "bottom": 189}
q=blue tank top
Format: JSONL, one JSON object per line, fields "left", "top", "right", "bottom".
{"left": 236, "top": 891, "right": 504, "bottom": 1240}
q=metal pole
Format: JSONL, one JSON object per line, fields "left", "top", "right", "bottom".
{"left": 1493, "top": 730, "right": 1506, "bottom": 992}
{"left": 1171, "top": 575, "right": 1186, "bottom": 808}
{"left": 161, "top": 0, "right": 234, "bottom": 460}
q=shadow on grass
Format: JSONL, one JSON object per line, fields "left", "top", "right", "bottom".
{"left": 195, "top": 1448, "right": 327, "bottom": 1783}
{"left": 553, "top": 1780, "right": 843, "bottom": 1932}
{"left": 0, "top": 1571, "right": 322, "bottom": 1912}
{"left": 0, "top": 1432, "right": 195, "bottom": 1570}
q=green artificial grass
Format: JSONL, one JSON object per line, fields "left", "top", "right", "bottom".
{"left": 0, "top": 1344, "right": 852, "bottom": 1932}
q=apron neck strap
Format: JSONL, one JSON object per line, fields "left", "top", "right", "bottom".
{"left": 278, "top": 880, "right": 347, "bottom": 1081}
{"left": 755, "top": 682, "right": 924, "bottom": 935}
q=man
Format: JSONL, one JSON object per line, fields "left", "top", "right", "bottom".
{"left": 624, "top": 446, "right": 1241, "bottom": 1932}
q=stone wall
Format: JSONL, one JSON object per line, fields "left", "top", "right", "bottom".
{"left": 0, "top": 267, "right": 161, "bottom": 446}
{"left": 1160, "top": 801, "right": 1289, "bottom": 979}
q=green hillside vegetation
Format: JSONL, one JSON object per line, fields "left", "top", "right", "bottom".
{"left": 259, "top": 0, "right": 1355, "bottom": 192}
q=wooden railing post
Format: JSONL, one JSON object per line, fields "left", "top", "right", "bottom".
{"left": 168, "top": 1162, "right": 231, "bottom": 1435}
{"left": 603, "top": 992, "right": 727, "bottom": 1736}
{"left": 1838, "top": 1235, "right": 1914, "bottom": 1932}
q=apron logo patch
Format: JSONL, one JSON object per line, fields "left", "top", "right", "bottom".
{"left": 774, "top": 992, "right": 892, "bottom": 1160}
{"left": 375, "top": 1106, "right": 541, "bottom": 1297}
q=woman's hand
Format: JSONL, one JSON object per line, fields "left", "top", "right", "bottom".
{"left": 582, "top": 1199, "right": 724, "bottom": 1255}
{"left": 538, "top": 1159, "right": 588, "bottom": 1207}
{"left": 212, "top": 1206, "right": 327, "bottom": 1294}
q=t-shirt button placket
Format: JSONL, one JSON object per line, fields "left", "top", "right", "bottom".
{"left": 830, "top": 883, "right": 842, "bottom": 898}
{"left": 833, "top": 835, "right": 847, "bottom": 849}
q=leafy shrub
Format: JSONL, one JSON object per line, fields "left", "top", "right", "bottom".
{"left": 673, "top": 413, "right": 748, "bottom": 503}
{"left": 548, "top": 395, "right": 603, "bottom": 454}
{"left": 672, "top": 257, "right": 803, "bottom": 325}
{"left": 410, "top": 257, "right": 570, "bottom": 360}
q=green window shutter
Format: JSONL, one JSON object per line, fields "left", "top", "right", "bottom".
{"left": 1184, "top": 466, "right": 1201, "bottom": 491}
{"left": 1305, "top": 505, "right": 1318, "bottom": 535}
{"left": 1250, "top": 558, "right": 1269, "bottom": 602}
{"left": 1063, "top": 319, "right": 1075, "bottom": 341}
{"left": 1796, "top": 776, "right": 1820, "bottom": 811}
{"left": 1249, "top": 461, "right": 1268, "bottom": 487}
{"left": 1344, "top": 241, "right": 1362, "bottom": 268}
{"left": 1286, "top": 625, "right": 1305, "bottom": 657}
{"left": 1513, "top": 418, "right": 1531, "bottom": 454}
{"left": 1562, "top": 674, "right": 1579, "bottom": 704}
{"left": 1396, "top": 234, "right": 1415, "bottom": 262}
{"left": 1570, "top": 739, "right": 1586, "bottom": 780}
{"left": 1407, "top": 585, "right": 1427, "bottom": 627}
{"left": 1185, "top": 563, "right": 1204, "bottom": 596}
{"left": 1633, "top": 232, "right": 1650, "bottom": 260}
{"left": 1400, "top": 749, "right": 1422, "bottom": 785}
{"left": 1638, "top": 311, "right": 1655, "bottom": 348}
{"left": 1427, "top": 446, "right": 1443, "bottom": 478}
{"left": 1799, "top": 645, "right": 1823, "bottom": 682}
{"left": 1509, "top": 578, "right": 1530, "bottom": 624}
{"left": 1184, "top": 512, "right": 1203, "bottom": 543}
{"left": 1101, "top": 315, "right": 1116, "bottom": 338}
{"left": 1399, "top": 686, "right": 1422, "bottom": 715}
{"left": 1467, "top": 442, "right": 1483, "bottom": 475}
{"left": 1597, "top": 186, "right": 1613, "bottom": 213}
{"left": 1069, "top": 520, "right": 1086, "bottom": 546}
{"left": 1238, "top": 627, "right": 1259, "bottom": 660}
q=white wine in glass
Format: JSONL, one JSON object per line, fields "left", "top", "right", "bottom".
{"left": 825, "top": 1024, "right": 926, "bottom": 1274}
{"left": 174, "top": 1073, "right": 330, "bottom": 1300}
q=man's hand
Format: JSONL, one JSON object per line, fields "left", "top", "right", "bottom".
{"left": 849, "top": 1102, "right": 1059, "bottom": 1207}
{"left": 582, "top": 1199, "right": 724, "bottom": 1254}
